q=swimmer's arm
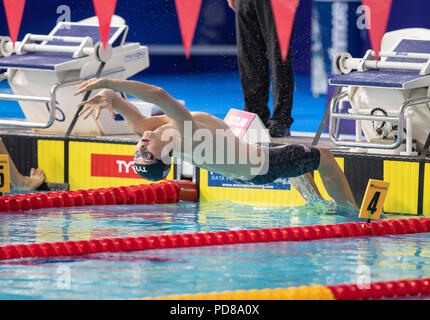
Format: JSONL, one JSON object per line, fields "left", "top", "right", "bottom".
{"left": 108, "top": 79, "right": 194, "bottom": 134}
{"left": 77, "top": 88, "right": 160, "bottom": 135}
{"left": 110, "top": 94, "right": 166, "bottom": 135}
{"left": 75, "top": 78, "right": 194, "bottom": 134}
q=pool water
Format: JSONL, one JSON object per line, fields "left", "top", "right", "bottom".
{"left": 0, "top": 200, "right": 429, "bottom": 299}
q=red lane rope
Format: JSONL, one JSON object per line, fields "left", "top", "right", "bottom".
{"left": 328, "top": 278, "right": 430, "bottom": 300}
{"left": 0, "top": 180, "right": 198, "bottom": 212}
{"left": 0, "top": 218, "right": 429, "bottom": 261}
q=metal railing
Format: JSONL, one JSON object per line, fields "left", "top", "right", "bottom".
{"left": 0, "top": 80, "right": 57, "bottom": 129}
{"left": 329, "top": 90, "right": 430, "bottom": 150}
{"left": 0, "top": 66, "right": 124, "bottom": 129}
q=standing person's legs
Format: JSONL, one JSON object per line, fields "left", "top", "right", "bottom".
{"left": 0, "top": 138, "right": 45, "bottom": 190}
{"left": 236, "top": 0, "right": 271, "bottom": 127}
{"left": 255, "top": 0, "right": 294, "bottom": 136}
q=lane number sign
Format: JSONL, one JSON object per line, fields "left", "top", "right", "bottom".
{"left": 0, "top": 155, "right": 10, "bottom": 193}
{"left": 359, "top": 179, "right": 390, "bottom": 220}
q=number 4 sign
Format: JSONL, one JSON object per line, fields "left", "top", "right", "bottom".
{"left": 359, "top": 179, "right": 390, "bottom": 220}
{"left": 0, "top": 155, "right": 10, "bottom": 193}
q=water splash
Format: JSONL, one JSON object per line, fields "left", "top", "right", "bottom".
{"left": 288, "top": 175, "right": 321, "bottom": 203}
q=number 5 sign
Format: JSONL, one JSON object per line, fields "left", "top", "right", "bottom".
{"left": 0, "top": 155, "right": 10, "bottom": 193}
{"left": 359, "top": 179, "right": 390, "bottom": 220}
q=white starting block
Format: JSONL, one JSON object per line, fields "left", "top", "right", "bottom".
{"left": 329, "top": 28, "right": 430, "bottom": 156}
{"left": 0, "top": 16, "right": 150, "bottom": 135}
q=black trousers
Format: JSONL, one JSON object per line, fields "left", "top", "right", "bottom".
{"left": 236, "top": 0, "right": 294, "bottom": 128}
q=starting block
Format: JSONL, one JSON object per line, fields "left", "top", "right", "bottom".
{"left": 329, "top": 28, "right": 430, "bottom": 156}
{"left": 0, "top": 16, "right": 150, "bottom": 136}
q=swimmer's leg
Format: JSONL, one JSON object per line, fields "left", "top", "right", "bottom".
{"left": 316, "top": 147, "right": 358, "bottom": 209}
{"left": 303, "top": 173, "right": 324, "bottom": 200}
{"left": 0, "top": 138, "right": 45, "bottom": 190}
{"left": 289, "top": 172, "right": 324, "bottom": 202}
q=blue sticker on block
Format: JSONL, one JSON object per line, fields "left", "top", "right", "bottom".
{"left": 207, "top": 171, "right": 290, "bottom": 190}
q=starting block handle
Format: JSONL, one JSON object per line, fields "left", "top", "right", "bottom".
{"left": 378, "top": 50, "right": 430, "bottom": 60}
{"left": 344, "top": 56, "right": 423, "bottom": 73}
{"left": 1, "top": 33, "right": 112, "bottom": 62}
{"left": 72, "top": 36, "right": 93, "bottom": 59}
{"left": 329, "top": 91, "right": 430, "bottom": 150}
{"left": 0, "top": 93, "right": 51, "bottom": 103}
{"left": 29, "top": 34, "right": 93, "bottom": 44}
{"left": 0, "top": 91, "right": 55, "bottom": 129}
{"left": 0, "top": 69, "right": 113, "bottom": 129}
{"left": 334, "top": 51, "right": 430, "bottom": 75}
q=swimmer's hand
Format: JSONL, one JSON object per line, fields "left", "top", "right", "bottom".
{"left": 77, "top": 89, "right": 117, "bottom": 120}
{"left": 74, "top": 78, "right": 111, "bottom": 96}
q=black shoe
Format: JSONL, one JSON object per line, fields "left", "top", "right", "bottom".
{"left": 269, "top": 124, "right": 291, "bottom": 137}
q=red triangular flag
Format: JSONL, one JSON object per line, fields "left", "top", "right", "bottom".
{"left": 270, "top": 0, "right": 299, "bottom": 62}
{"left": 362, "top": 0, "right": 393, "bottom": 60}
{"left": 3, "top": 0, "right": 26, "bottom": 46}
{"left": 174, "top": 0, "right": 202, "bottom": 59}
{"left": 92, "top": 0, "right": 117, "bottom": 49}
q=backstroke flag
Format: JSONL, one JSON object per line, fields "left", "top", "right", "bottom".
{"left": 174, "top": 0, "right": 203, "bottom": 59}
{"left": 92, "top": 0, "right": 117, "bottom": 49}
{"left": 2, "top": 0, "right": 26, "bottom": 46}
{"left": 362, "top": 0, "right": 393, "bottom": 60}
{"left": 270, "top": 0, "right": 299, "bottom": 62}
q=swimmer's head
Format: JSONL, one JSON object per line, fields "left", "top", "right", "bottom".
{"left": 133, "top": 156, "right": 171, "bottom": 181}
{"left": 133, "top": 131, "right": 173, "bottom": 181}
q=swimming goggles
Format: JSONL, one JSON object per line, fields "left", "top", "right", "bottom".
{"left": 134, "top": 151, "right": 155, "bottom": 160}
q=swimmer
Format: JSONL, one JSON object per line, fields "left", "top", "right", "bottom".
{"left": 0, "top": 138, "right": 45, "bottom": 190}
{"left": 75, "top": 79, "right": 358, "bottom": 209}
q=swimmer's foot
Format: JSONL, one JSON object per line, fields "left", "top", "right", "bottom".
{"left": 14, "top": 168, "right": 45, "bottom": 191}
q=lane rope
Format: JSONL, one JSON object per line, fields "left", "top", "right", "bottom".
{"left": 150, "top": 285, "right": 335, "bottom": 300}
{"left": 0, "top": 180, "right": 198, "bottom": 212}
{"left": 0, "top": 217, "right": 429, "bottom": 260}
{"left": 147, "top": 277, "right": 430, "bottom": 300}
